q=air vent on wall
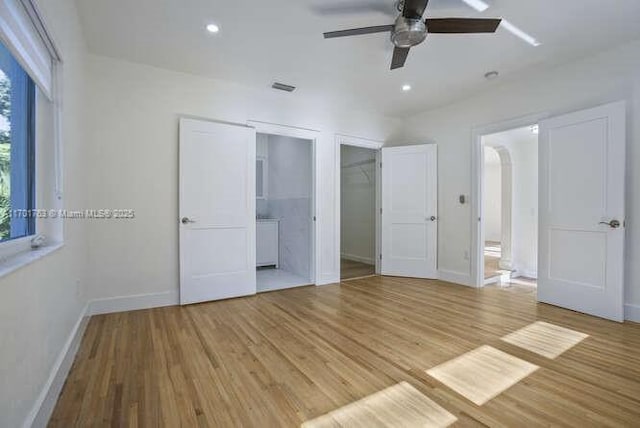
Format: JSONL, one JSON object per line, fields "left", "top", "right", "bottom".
{"left": 271, "top": 82, "right": 296, "bottom": 92}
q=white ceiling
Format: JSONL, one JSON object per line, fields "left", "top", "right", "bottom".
{"left": 76, "top": 0, "right": 640, "bottom": 117}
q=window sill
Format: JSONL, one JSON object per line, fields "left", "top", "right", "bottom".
{"left": 0, "top": 243, "right": 64, "bottom": 279}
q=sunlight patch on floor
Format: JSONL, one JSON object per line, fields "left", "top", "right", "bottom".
{"left": 426, "top": 345, "right": 539, "bottom": 406}
{"left": 501, "top": 321, "right": 589, "bottom": 359}
{"left": 301, "top": 382, "right": 457, "bottom": 428}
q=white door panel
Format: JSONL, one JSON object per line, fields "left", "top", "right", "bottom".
{"left": 179, "top": 119, "right": 256, "bottom": 305}
{"left": 381, "top": 145, "right": 438, "bottom": 278}
{"left": 538, "top": 102, "right": 625, "bottom": 321}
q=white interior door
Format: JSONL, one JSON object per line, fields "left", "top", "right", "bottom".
{"left": 381, "top": 145, "right": 438, "bottom": 278}
{"left": 538, "top": 102, "right": 626, "bottom": 321}
{"left": 179, "top": 118, "right": 256, "bottom": 305}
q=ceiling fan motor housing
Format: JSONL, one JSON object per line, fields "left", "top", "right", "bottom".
{"left": 391, "top": 17, "right": 427, "bottom": 48}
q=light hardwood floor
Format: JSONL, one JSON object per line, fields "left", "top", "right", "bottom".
{"left": 49, "top": 277, "right": 640, "bottom": 427}
{"left": 340, "top": 258, "right": 375, "bottom": 280}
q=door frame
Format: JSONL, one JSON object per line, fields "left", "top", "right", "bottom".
{"left": 248, "top": 120, "right": 319, "bottom": 285}
{"left": 335, "top": 134, "right": 384, "bottom": 276}
{"left": 471, "top": 113, "right": 548, "bottom": 288}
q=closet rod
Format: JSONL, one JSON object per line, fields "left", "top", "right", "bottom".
{"left": 341, "top": 159, "right": 376, "bottom": 169}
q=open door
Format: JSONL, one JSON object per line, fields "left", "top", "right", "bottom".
{"left": 179, "top": 118, "right": 257, "bottom": 305}
{"left": 381, "top": 145, "right": 438, "bottom": 278}
{"left": 538, "top": 102, "right": 626, "bottom": 321}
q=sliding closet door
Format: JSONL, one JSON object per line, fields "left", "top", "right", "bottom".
{"left": 179, "top": 118, "right": 256, "bottom": 304}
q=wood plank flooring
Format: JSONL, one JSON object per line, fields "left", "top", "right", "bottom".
{"left": 340, "top": 258, "right": 375, "bottom": 280}
{"left": 49, "top": 277, "right": 640, "bottom": 427}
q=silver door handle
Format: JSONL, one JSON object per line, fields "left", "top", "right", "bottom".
{"left": 428, "top": 216, "right": 437, "bottom": 222}
{"left": 599, "top": 219, "right": 621, "bottom": 229}
{"left": 181, "top": 217, "right": 196, "bottom": 224}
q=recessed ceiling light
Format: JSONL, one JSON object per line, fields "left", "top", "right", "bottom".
{"left": 206, "top": 23, "right": 220, "bottom": 33}
{"left": 500, "top": 19, "right": 541, "bottom": 47}
{"left": 461, "top": 0, "right": 489, "bottom": 12}
{"left": 402, "top": 84, "right": 412, "bottom": 92}
{"left": 484, "top": 71, "right": 499, "bottom": 80}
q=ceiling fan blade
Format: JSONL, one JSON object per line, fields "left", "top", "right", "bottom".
{"left": 403, "top": 0, "right": 430, "bottom": 19}
{"left": 426, "top": 18, "right": 502, "bottom": 33}
{"left": 324, "top": 25, "right": 394, "bottom": 39}
{"left": 391, "top": 47, "right": 410, "bottom": 70}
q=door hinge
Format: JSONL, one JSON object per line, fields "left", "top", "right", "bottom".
{"left": 380, "top": 208, "right": 383, "bottom": 215}
{"left": 380, "top": 162, "right": 382, "bottom": 168}
{"left": 313, "top": 216, "right": 316, "bottom": 221}
{"left": 380, "top": 254, "right": 383, "bottom": 260}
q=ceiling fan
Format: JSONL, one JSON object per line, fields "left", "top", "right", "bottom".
{"left": 323, "top": 0, "right": 502, "bottom": 70}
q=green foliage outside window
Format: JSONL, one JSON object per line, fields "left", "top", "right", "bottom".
{"left": 0, "top": 73, "right": 11, "bottom": 239}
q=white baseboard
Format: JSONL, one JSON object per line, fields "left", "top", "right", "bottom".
{"left": 24, "top": 303, "right": 89, "bottom": 428}
{"left": 340, "top": 253, "right": 375, "bottom": 265}
{"left": 316, "top": 275, "right": 340, "bottom": 286}
{"left": 88, "top": 290, "right": 179, "bottom": 315}
{"left": 625, "top": 304, "right": 640, "bottom": 323}
{"left": 438, "top": 270, "right": 474, "bottom": 287}
{"left": 514, "top": 270, "right": 538, "bottom": 279}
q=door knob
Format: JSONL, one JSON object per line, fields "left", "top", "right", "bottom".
{"left": 181, "top": 217, "right": 196, "bottom": 225}
{"left": 599, "top": 219, "right": 621, "bottom": 229}
{"left": 429, "top": 216, "right": 437, "bottom": 222}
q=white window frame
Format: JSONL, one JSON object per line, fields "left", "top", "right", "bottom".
{"left": 0, "top": 235, "right": 31, "bottom": 261}
{"left": 0, "top": 0, "right": 63, "bottom": 273}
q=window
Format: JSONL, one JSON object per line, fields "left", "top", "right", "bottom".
{"left": 0, "top": 0, "right": 60, "bottom": 269}
{"left": 0, "top": 40, "right": 36, "bottom": 242}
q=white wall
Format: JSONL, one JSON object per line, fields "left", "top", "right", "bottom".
{"left": 513, "top": 138, "right": 538, "bottom": 277}
{"left": 0, "top": 0, "right": 89, "bottom": 427}
{"left": 341, "top": 145, "right": 376, "bottom": 264}
{"left": 85, "top": 54, "right": 400, "bottom": 302}
{"left": 483, "top": 147, "right": 502, "bottom": 243}
{"left": 401, "top": 39, "right": 640, "bottom": 314}
{"left": 267, "top": 135, "right": 312, "bottom": 200}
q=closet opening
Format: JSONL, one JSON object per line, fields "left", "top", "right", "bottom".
{"left": 340, "top": 144, "right": 380, "bottom": 281}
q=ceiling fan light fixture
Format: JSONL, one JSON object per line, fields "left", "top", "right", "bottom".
{"left": 461, "top": 0, "right": 490, "bottom": 12}
{"left": 322, "top": 0, "right": 503, "bottom": 70}
{"left": 391, "top": 17, "right": 427, "bottom": 48}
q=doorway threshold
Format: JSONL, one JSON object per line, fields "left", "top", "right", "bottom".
{"left": 341, "top": 274, "right": 378, "bottom": 282}
{"left": 257, "top": 268, "right": 311, "bottom": 293}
